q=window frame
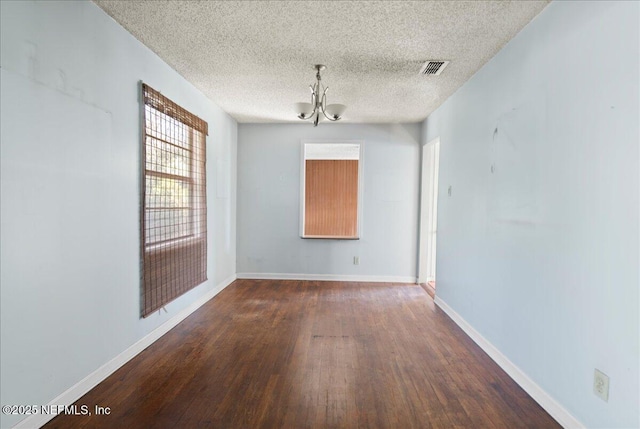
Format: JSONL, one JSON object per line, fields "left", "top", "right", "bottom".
{"left": 144, "top": 109, "right": 197, "bottom": 248}
{"left": 299, "top": 140, "right": 364, "bottom": 239}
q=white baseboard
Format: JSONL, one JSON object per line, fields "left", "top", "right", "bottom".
{"left": 434, "top": 296, "right": 584, "bottom": 429}
{"left": 14, "top": 274, "right": 237, "bottom": 429}
{"left": 236, "top": 272, "right": 417, "bottom": 283}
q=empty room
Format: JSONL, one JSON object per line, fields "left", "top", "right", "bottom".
{"left": 1, "top": 1, "right": 638, "bottom": 428}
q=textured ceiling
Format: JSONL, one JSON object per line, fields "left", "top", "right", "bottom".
{"left": 94, "top": 1, "right": 549, "bottom": 124}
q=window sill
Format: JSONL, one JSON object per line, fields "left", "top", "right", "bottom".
{"left": 301, "top": 235, "right": 359, "bottom": 240}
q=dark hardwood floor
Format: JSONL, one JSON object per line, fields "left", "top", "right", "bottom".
{"left": 45, "top": 280, "right": 560, "bottom": 428}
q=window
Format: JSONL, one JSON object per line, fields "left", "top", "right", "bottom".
{"left": 140, "top": 83, "right": 208, "bottom": 317}
{"left": 301, "top": 142, "right": 362, "bottom": 239}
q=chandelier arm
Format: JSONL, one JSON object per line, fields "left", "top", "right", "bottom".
{"left": 321, "top": 109, "right": 342, "bottom": 121}
{"left": 320, "top": 86, "right": 328, "bottom": 110}
{"left": 298, "top": 107, "right": 318, "bottom": 120}
{"left": 319, "top": 87, "right": 341, "bottom": 121}
{"left": 309, "top": 85, "right": 316, "bottom": 104}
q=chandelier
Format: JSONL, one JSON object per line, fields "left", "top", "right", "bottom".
{"left": 295, "top": 65, "right": 346, "bottom": 126}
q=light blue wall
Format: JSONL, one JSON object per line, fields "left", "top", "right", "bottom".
{"left": 237, "top": 123, "right": 420, "bottom": 280}
{"left": 423, "top": 1, "right": 639, "bottom": 427}
{"left": 0, "top": 1, "right": 237, "bottom": 427}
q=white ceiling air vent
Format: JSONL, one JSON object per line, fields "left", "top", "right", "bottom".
{"left": 419, "top": 60, "right": 450, "bottom": 75}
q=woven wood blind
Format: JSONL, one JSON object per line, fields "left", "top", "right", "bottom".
{"left": 141, "top": 83, "right": 208, "bottom": 317}
{"left": 304, "top": 159, "right": 359, "bottom": 238}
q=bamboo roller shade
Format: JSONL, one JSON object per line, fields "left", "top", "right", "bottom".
{"left": 304, "top": 159, "right": 359, "bottom": 238}
{"left": 141, "top": 83, "right": 208, "bottom": 318}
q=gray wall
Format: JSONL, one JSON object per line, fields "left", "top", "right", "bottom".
{"left": 237, "top": 123, "right": 420, "bottom": 280}
{"left": 423, "top": 1, "right": 639, "bottom": 427}
{"left": 0, "top": 2, "right": 237, "bottom": 427}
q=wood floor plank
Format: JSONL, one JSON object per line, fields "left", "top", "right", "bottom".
{"left": 44, "top": 280, "right": 560, "bottom": 429}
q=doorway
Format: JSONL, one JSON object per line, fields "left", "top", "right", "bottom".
{"left": 418, "top": 137, "right": 440, "bottom": 293}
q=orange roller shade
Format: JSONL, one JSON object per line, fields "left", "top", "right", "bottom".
{"left": 304, "top": 159, "right": 358, "bottom": 238}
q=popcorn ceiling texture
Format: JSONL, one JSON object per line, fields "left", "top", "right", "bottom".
{"left": 94, "top": 1, "right": 549, "bottom": 124}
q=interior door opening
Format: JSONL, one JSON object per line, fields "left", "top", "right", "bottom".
{"left": 418, "top": 137, "right": 440, "bottom": 296}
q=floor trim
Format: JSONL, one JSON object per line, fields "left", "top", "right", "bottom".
{"left": 434, "top": 296, "right": 584, "bottom": 429}
{"left": 236, "top": 272, "right": 417, "bottom": 283}
{"left": 14, "top": 274, "right": 237, "bottom": 429}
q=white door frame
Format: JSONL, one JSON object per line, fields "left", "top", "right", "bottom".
{"left": 418, "top": 137, "right": 440, "bottom": 284}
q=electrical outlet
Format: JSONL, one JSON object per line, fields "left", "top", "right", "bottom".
{"left": 353, "top": 256, "right": 359, "bottom": 265}
{"left": 593, "top": 369, "right": 609, "bottom": 402}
